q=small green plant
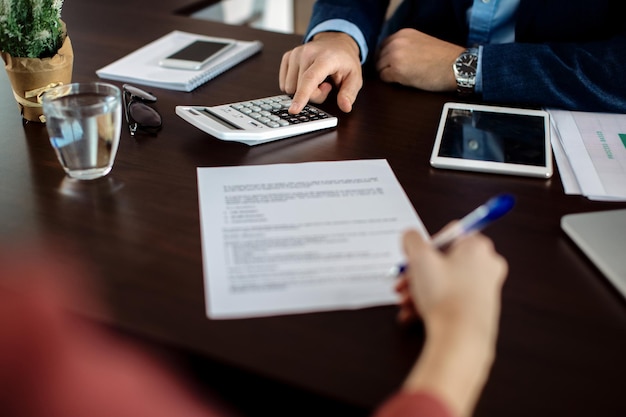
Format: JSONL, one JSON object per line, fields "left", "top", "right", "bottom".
{"left": 0, "top": 0, "right": 65, "bottom": 58}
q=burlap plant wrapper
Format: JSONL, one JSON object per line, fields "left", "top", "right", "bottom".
{"left": 1, "top": 34, "right": 74, "bottom": 123}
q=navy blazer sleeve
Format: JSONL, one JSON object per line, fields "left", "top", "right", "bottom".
{"left": 480, "top": 0, "right": 626, "bottom": 112}
{"left": 482, "top": 37, "right": 626, "bottom": 112}
{"left": 307, "top": 0, "right": 390, "bottom": 54}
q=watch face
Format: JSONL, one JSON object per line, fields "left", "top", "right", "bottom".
{"left": 455, "top": 53, "right": 477, "bottom": 78}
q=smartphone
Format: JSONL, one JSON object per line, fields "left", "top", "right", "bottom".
{"left": 430, "top": 102, "right": 553, "bottom": 178}
{"left": 158, "top": 39, "right": 236, "bottom": 70}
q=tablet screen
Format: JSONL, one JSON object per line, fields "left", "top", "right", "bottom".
{"left": 437, "top": 107, "right": 546, "bottom": 166}
{"left": 430, "top": 102, "right": 552, "bottom": 178}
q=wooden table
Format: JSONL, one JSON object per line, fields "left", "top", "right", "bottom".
{"left": 1, "top": 1, "right": 624, "bottom": 416}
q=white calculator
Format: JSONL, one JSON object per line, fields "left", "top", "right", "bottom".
{"left": 175, "top": 94, "right": 338, "bottom": 146}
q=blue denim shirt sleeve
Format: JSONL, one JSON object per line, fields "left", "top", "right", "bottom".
{"left": 305, "top": 19, "right": 369, "bottom": 64}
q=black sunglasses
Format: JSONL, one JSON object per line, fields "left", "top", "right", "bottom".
{"left": 122, "top": 84, "right": 162, "bottom": 136}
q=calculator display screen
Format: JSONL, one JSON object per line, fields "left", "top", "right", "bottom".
{"left": 437, "top": 108, "right": 547, "bottom": 166}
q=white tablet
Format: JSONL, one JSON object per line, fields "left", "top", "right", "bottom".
{"left": 430, "top": 102, "right": 552, "bottom": 178}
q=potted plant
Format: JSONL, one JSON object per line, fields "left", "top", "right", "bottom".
{"left": 0, "top": 0, "right": 73, "bottom": 123}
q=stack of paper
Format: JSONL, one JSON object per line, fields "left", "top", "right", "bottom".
{"left": 549, "top": 109, "right": 626, "bottom": 201}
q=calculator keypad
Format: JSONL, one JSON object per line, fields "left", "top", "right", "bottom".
{"left": 229, "top": 95, "right": 330, "bottom": 128}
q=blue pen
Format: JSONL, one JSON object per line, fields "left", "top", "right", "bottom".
{"left": 389, "top": 194, "right": 515, "bottom": 277}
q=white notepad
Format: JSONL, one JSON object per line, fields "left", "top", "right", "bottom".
{"left": 561, "top": 209, "right": 626, "bottom": 298}
{"left": 96, "top": 30, "right": 263, "bottom": 92}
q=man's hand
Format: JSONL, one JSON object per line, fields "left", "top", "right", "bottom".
{"left": 376, "top": 28, "right": 464, "bottom": 92}
{"left": 279, "top": 32, "right": 363, "bottom": 114}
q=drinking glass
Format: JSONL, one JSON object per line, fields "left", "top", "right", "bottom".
{"left": 42, "top": 82, "right": 122, "bottom": 180}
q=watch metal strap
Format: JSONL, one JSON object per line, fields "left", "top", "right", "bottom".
{"left": 455, "top": 47, "right": 478, "bottom": 96}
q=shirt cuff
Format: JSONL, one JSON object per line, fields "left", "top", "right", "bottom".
{"left": 475, "top": 45, "right": 484, "bottom": 94}
{"left": 305, "top": 19, "right": 368, "bottom": 64}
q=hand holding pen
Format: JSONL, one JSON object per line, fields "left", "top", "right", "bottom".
{"left": 389, "top": 194, "right": 515, "bottom": 277}
{"left": 394, "top": 194, "right": 513, "bottom": 325}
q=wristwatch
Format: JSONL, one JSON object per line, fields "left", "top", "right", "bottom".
{"left": 453, "top": 47, "right": 479, "bottom": 95}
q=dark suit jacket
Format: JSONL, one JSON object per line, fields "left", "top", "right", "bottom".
{"left": 307, "top": 0, "right": 626, "bottom": 112}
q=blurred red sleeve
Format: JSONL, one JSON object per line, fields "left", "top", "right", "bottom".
{"left": 0, "top": 245, "right": 229, "bottom": 417}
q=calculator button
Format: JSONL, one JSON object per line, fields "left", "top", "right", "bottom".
{"left": 225, "top": 95, "right": 334, "bottom": 130}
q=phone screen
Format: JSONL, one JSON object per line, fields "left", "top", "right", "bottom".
{"left": 437, "top": 108, "right": 547, "bottom": 166}
{"left": 165, "top": 40, "right": 232, "bottom": 62}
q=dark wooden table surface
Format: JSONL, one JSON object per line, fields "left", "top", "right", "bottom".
{"left": 1, "top": 1, "right": 625, "bottom": 416}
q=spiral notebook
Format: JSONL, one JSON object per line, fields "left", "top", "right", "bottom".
{"left": 96, "top": 31, "right": 263, "bottom": 92}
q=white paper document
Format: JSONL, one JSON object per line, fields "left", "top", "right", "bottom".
{"left": 549, "top": 109, "right": 626, "bottom": 201}
{"left": 197, "top": 160, "right": 428, "bottom": 319}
